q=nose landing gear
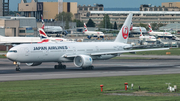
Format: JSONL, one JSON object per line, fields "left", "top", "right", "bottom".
{"left": 15, "top": 62, "right": 21, "bottom": 71}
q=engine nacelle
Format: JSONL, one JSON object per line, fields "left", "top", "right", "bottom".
{"left": 74, "top": 55, "right": 93, "bottom": 67}
{"left": 26, "top": 62, "right": 42, "bottom": 66}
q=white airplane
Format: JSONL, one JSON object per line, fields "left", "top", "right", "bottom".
{"left": 0, "top": 35, "right": 41, "bottom": 45}
{"left": 139, "top": 27, "right": 156, "bottom": 42}
{"left": 39, "top": 15, "right": 69, "bottom": 43}
{"left": 38, "top": 28, "right": 70, "bottom": 43}
{"left": 41, "top": 15, "right": 67, "bottom": 36}
{"left": 84, "top": 23, "right": 105, "bottom": 39}
{"left": 0, "top": 19, "right": 68, "bottom": 45}
{"left": 131, "top": 27, "right": 147, "bottom": 33}
{"left": 148, "top": 23, "right": 173, "bottom": 38}
{"left": 6, "top": 13, "right": 169, "bottom": 71}
{"left": 0, "top": 28, "right": 69, "bottom": 45}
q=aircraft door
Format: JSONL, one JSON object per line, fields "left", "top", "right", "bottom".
{"left": 21, "top": 47, "right": 29, "bottom": 56}
{"left": 73, "top": 47, "right": 76, "bottom": 54}
{"left": 95, "top": 46, "right": 99, "bottom": 51}
{"left": 44, "top": 50, "right": 49, "bottom": 56}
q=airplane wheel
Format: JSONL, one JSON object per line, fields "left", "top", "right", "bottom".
{"left": 62, "top": 65, "right": 66, "bottom": 69}
{"left": 91, "top": 66, "right": 94, "bottom": 70}
{"left": 82, "top": 67, "right": 86, "bottom": 70}
{"left": 54, "top": 65, "right": 58, "bottom": 69}
{"left": 16, "top": 68, "right": 21, "bottom": 71}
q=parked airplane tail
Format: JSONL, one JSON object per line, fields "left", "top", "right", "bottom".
{"left": 148, "top": 23, "right": 153, "bottom": 32}
{"left": 130, "top": 22, "right": 133, "bottom": 31}
{"left": 114, "top": 13, "right": 133, "bottom": 43}
{"left": 41, "top": 14, "right": 44, "bottom": 29}
{"left": 139, "top": 27, "right": 143, "bottom": 36}
{"left": 84, "top": 23, "right": 88, "bottom": 32}
{"left": 39, "top": 28, "right": 48, "bottom": 39}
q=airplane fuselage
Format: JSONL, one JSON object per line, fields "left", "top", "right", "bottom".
{"left": 139, "top": 36, "right": 156, "bottom": 42}
{"left": 84, "top": 31, "right": 104, "bottom": 37}
{"left": 149, "top": 32, "right": 172, "bottom": 38}
{"left": 7, "top": 42, "right": 128, "bottom": 63}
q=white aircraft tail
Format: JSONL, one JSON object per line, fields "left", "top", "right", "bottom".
{"left": 139, "top": 27, "right": 143, "bottom": 36}
{"left": 148, "top": 23, "right": 153, "bottom": 32}
{"left": 41, "top": 14, "right": 44, "bottom": 29}
{"left": 84, "top": 23, "right": 88, "bottom": 32}
{"left": 114, "top": 13, "right": 133, "bottom": 43}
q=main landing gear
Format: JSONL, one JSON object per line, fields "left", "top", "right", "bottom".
{"left": 82, "top": 66, "right": 94, "bottom": 70}
{"left": 54, "top": 62, "right": 66, "bottom": 69}
{"left": 15, "top": 62, "right": 21, "bottom": 71}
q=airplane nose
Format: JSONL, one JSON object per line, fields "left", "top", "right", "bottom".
{"left": 6, "top": 52, "right": 10, "bottom": 58}
{"left": 6, "top": 52, "right": 11, "bottom": 60}
{"left": 6, "top": 52, "right": 15, "bottom": 61}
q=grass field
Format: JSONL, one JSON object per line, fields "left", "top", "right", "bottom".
{"left": 0, "top": 74, "right": 180, "bottom": 101}
{"left": 134, "top": 48, "right": 180, "bottom": 55}
{"left": 0, "top": 55, "right": 6, "bottom": 58}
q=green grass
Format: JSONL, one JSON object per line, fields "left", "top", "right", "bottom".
{"left": 0, "top": 74, "right": 180, "bottom": 101}
{"left": 112, "top": 57, "right": 152, "bottom": 59}
{"left": 0, "top": 55, "right": 6, "bottom": 58}
{"left": 122, "top": 48, "right": 180, "bottom": 55}
{"left": 0, "top": 51, "right": 7, "bottom": 53}
{"left": 135, "top": 48, "right": 180, "bottom": 55}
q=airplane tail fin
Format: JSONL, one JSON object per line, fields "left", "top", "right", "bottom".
{"left": 130, "top": 22, "right": 133, "bottom": 31}
{"left": 139, "top": 27, "right": 143, "bottom": 36}
{"left": 84, "top": 23, "right": 88, "bottom": 32}
{"left": 148, "top": 23, "right": 153, "bottom": 32}
{"left": 39, "top": 28, "right": 48, "bottom": 39}
{"left": 114, "top": 13, "right": 133, "bottom": 43}
{"left": 41, "top": 14, "right": 44, "bottom": 29}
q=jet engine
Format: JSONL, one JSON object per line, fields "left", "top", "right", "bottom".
{"left": 74, "top": 55, "right": 93, "bottom": 67}
{"left": 26, "top": 62, "right": 42, "bottom": 66}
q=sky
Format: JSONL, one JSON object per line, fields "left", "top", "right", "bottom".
{"left": 10, "top": 0, "right": 180, "bottom": 11}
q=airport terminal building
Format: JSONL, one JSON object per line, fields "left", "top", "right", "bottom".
{"left": 0, "top": 16, "right": 37, "bottom": 37}
{"left": 80, "top": 11, "right": 180, "bottom": 26}
{"left": 18, "top": 0, "right": 77, "bottom": 20}
{"left": 79, "top": 2, "right": 180, "bottom": 27}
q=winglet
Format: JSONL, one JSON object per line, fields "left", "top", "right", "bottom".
{"left": 114, "top": 13, "right": 133, "bottom": 43}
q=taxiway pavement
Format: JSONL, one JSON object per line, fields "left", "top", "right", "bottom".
{"left": 0, "top": 58, "right": 180, "bottom": 81}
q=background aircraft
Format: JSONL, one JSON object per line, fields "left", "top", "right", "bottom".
{"left": 41, "top": 15, "right": 68, "bottom": 36}
{"left": 38, "top": 28, "right": 70, "bottom": 43}
{"left": 139, "top": 27, "right": 156, "bottom": 42}
{"left": 148, "top": 23, "right": 173, "bottom": 39}
{"left": 0, "top": 35, "right": 40, "bottom": 45}
{"left": 6, "top": 13, "right": 169, "bottom": 71}
{"left": 83, "top": 23, "right": 105, "bottom": 39}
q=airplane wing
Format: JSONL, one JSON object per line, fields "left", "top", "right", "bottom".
{"left": 63, "top": 48, "right": 169, "bottom": 58}
{"left": 91, "top": 48, "right": 169, "bottom": 56}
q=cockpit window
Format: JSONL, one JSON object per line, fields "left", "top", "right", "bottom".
{"left": 8, "top": 50, "right": 17, "bottom": 53}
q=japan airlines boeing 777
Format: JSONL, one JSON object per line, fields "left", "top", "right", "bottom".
{"left": 6, "top": 13, "right": 169, "bottom": 71}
